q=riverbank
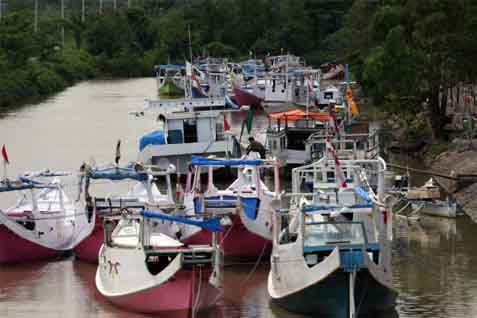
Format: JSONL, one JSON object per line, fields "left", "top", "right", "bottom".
{"left": 429, "top": 143, "right": 477, "bottom": 222}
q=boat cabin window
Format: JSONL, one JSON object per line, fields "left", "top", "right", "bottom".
{"left": 324, "top": 92, "right": 334, "bottom": 100}
{"left": 183, "top": 119, "right": 198, "bottom": 143}
{"left": 304, "top": 222, "right": 367, "bottom": 247}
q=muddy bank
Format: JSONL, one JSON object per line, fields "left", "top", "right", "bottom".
{"left": 430, "top": 147, "right": 477, "bottom": 222}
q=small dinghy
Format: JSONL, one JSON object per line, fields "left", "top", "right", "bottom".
{"left": 74, "top": 162, "right": 175, "bottom": 263}
{"left": 268, "top": 156, "right": 397, "bottom": 317}
{"left": 95, "top": 209, "right": 223, "bottom": 315}
{"left": 181, "top": 155, "right": 280, "bottom": 259}
{"left": 0, "top": 171, "right": 93, "bottom": 264}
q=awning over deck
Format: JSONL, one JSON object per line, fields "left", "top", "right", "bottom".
{"left": 268, "top": 109, "right": 329, "bottom": 122}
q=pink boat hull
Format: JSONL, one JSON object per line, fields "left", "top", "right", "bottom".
{"left": 184, "top": 216, "right": 271, "bottom": 259}
{"left": 0, "top": 225, "right": 60, "bottom": 264}
{"left": 106, "top": 267, "right": 219, "bottom": 315}
{"left": 74, "top": 220, "right": 103, "bottom": 263}
{"left": 233, "top": 86, "right": 262, "bottom": 108}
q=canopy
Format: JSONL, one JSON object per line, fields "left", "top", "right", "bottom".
{"left": 158, "top": 64, "right": 185, "bottom": 70}
{"left": 268, "top": 109, "right": 329, "bottom": 122}
{"left": 141, "top": 210, "right": 224, "bottom": 232}
{"left": 191, "top": 156, "right": 263, "bottom": 167}
{"left": 139, "top": 130, "right": 166, "bottom": 152}
{"left": 0, "top": 178, "right": 53, "bottom": 192}
{"left": 88, "top": 166, "right": 149, "bottom": 182}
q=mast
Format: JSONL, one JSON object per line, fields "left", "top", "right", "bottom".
{"left": 82, "top": 0, "right": 85, "bottom": 22}
{"left": 61, "top": 0, "right": 65, "bottom": 47}
{"left": 188, "top": 24, "right": 193, "bottom": 62}
{"left": 34, "top": 0, "right": 38, "bottom": 32}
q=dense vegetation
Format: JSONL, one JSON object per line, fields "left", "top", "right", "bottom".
{"left": 2, "top": 0, "right": 476, "bottom": 144}
{"left": 329, "top": 0, "right": 477, "bottom": 140}
{"left": 0, "top": 0, "right": 352, "bottom": 108}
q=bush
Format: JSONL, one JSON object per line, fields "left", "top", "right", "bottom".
{"left": 28, "top": 62, "right": 66, "bottom": 95}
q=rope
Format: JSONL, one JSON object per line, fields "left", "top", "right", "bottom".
{"left": 240, "top": 240, "right": 269, "bottom": 288}
{"left": 191, "top": 266, "right": 202, "bottom": 318}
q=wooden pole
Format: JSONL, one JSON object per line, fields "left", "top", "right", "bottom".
{"left": 82, "top": 0, "right": 85, "bottom": 22}
{"left": 61, "top": 0, "right": 65, "bottom": 47}
{"left": 34, "top": 0, "right": 38, "bottom": 32}
{"left": 387, "top": 163, "right": 457, "bottom": 180}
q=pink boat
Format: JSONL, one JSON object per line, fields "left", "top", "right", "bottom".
{"left": 184, "top": 215, "right": 271, "bottom": 259}
{"left": 233, "top": 83, "right": 263, "bottom": 108}
{"left": 96, "top": 210, "right": 222, "bottom": 315}
{"left": 0, "top": 174, "right": 95, "bottom": 265}
{"left": 73, "top": 162, "right": 176, "bottom": 263}
{"left": 0, "top": 220, "right": 60, "bottom": 264}
{"left": 179, "top": 155, "right": 280, "bottom": 260}
{"left": 73, "top": 217, "right": 103, "bottom": 263}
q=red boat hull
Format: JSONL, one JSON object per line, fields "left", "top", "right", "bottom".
{"left": 233, "top": 86, "right": 262, "bottom": 108}
{"left": 0, "top": 225, "right": 60, "bottom": 264}
{"left": 106, "top": 267, "right": 219, "bottom": 315}
{"left": 184, "top": 216, "right": 271, "bottom": 259}
{"left": 74, "top": 220, "right": 103, "bottom": 263}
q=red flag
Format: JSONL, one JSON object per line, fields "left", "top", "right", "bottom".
{"left": 224, "top": 113, "right": 231, "bottom": 131}
{"left": 325, "top": 139, "right": 347, "bottom": 189}
{"left": 1, "top": 145, "right": 9, "bottom": 164}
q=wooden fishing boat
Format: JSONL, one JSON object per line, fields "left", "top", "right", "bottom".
{"left": 74, "top": 163, "right": 175, "bottom": 263}
{"left": 0, "top": 172, "right": 93, "bottom": 264}
{"left": 181, "top": 155, "right": 281, "bottom": 259}
{"left": 95, "top": 209, "right": 222, "bottom": 315}
{"left": 268, "top": 156, "right": 396, "bottom": 317}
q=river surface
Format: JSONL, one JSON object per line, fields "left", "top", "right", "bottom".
{"left": 1, "top": 78, "right": 477, "bottom": 318}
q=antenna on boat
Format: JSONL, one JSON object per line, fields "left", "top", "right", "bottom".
{"left": 188, "top": 24, "right": 193, "bottom": 63}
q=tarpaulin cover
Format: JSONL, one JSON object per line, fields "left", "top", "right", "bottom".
{"left": 88, "top": 167, "right": 148, "bottom": 182}
{"left": 302, "top": 203, "right": 373, "bottom": 213}
{"left": 139, "top": 130, "right": 166, "bottom": 151}
{"left": 141, "top": 210, "right": 224, "bottom": 232}
{"left": 191, "top": 156, "right": 263, "bottom": 167}
{"left": 268, "top": 109, "right": 329, "bottom": 122}
{"left": 354, "top": 186, "right": 371, "bottom": 202}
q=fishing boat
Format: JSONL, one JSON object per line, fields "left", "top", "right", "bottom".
{"left": 268, "top": 155, "right": 396, "bottom": 317}
{"left": 137, "top": 98, "right": 241, "bottom": 174}
{"left": 407, "top": 178, "right": 458, "bottom": 218}
{"left": 155, "top": 64, "right": 186, "bottom": 99}
{"left": 181, "top": 155, "right": 281, "bottom": 259}
{"left": 74, "top": 162, "right": 175, "bottom": 263}
{"left": 0, "top": 171, "right": 93, "bottom": 264}
{"left": 95, "top": 208, "right": 223, "bottom": 315}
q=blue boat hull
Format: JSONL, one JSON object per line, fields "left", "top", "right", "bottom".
{"left": 272, "top": 270, "right": 396, "bottom": 318}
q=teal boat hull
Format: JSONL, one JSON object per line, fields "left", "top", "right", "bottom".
{"left": 272, "top": 270, "right": 396, "bottom": 318}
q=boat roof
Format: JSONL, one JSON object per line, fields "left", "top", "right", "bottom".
{"left": 87, "top": 165, "right": 149, "bottom": 182}
{"left": 268, "top": 109, "right": 329, "bottom": 122}
{"left": 191, "top": 156, "right": 265, "bottom": 167}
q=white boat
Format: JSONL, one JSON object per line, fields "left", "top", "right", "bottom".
{"left": 0, "top": 171, "right": 93, "bottom": 264}
{"left": 181, "top": 154, "right": 281, "bottom": 258}
{"left": 267, "top": 156, "right": 396, "bottom": 317}
{"left": 74, "top": 162, "right": 176, "bottom": 263}
{"left": 95, "top": 207, "right": 222, "bottom": 315}
{"left": 136, "top": 98, "right": 241, "bottom": 174}
{"left": 411, "top": 200, "right": 457, "bottom": 218}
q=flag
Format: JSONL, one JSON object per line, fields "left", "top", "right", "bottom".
{"left": 325, "top": 138, "right": 347, "bottom": 189}
{"left": 224, "top": 113, "right": 231, "bottom": 132}
{"left": 1, "top": 145, "right": 9, "bottom": 164}
{"left": 245, "top": 110, "right": 253, "bottom": 134}
{"left": 115, "top": 140, "right": 121, "bottom": 165}
{"left": 346, "top": 87, "right": 359, "bottom": 116}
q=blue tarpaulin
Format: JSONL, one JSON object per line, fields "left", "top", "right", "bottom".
{"left": 88, "top": 166, "right": 148, "bottom": 181}
{"left": 139, "top": 130, "right": 166, "bottom": 151}
{"left": 141, "top": 210, "right": 224, "bottom": 232}
{"left": 354, "top": 186, "right": 371, "bottom": 202}
{"left": 302, "top": 203, "right": 373, "bottom": 213}
{"left": 191, "top": 156, "right": 263, "bottom": 167}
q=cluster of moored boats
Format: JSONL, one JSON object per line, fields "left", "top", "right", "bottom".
{"left": 2, "top": 54, "right": 450, "bottom": 318}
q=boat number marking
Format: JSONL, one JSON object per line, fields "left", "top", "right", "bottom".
{"left": 108, "top": 260, "right": 121, "bottom": 277}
